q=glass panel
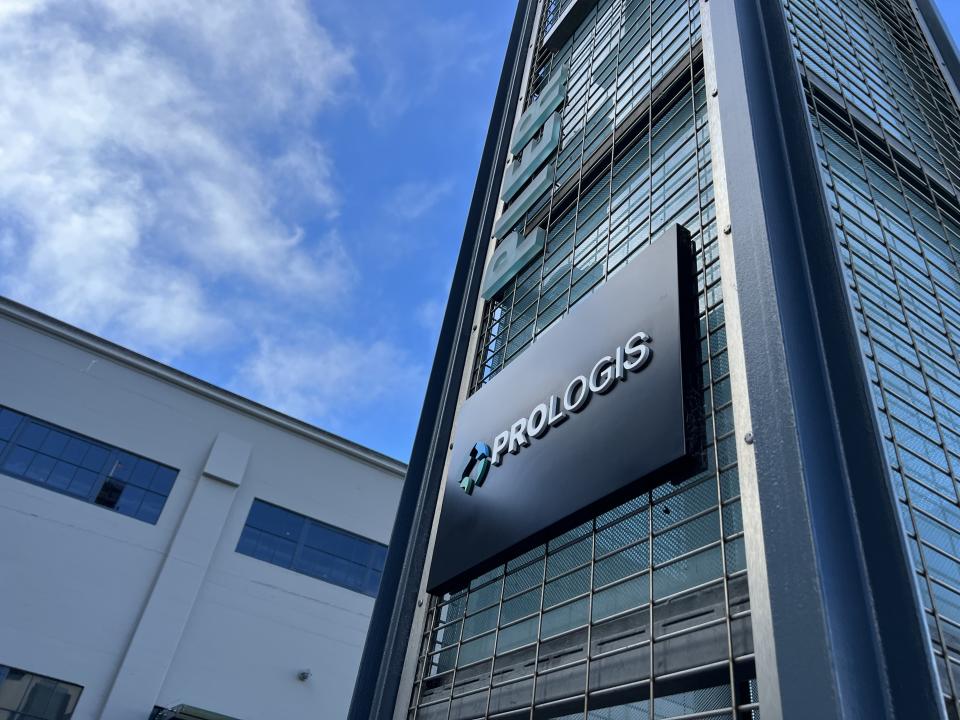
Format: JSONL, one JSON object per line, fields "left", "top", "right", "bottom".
{"left": 129, "top": 459, "right": 157, "bottom": 489}
{"left": 596, "top": 513, "right": 647, "bottom": 555}
{"left": 457, "top": 633, "right": 496, "bottom": 667}
{"left": 547, "top": 538, "right": 591, "bottom": 579}
{"left": 3, "top": 446, "right": 34, "bottom": 476}
{"left": 107, "top": 451, "right": 137, "bottom": 480}
{"left": 544, "top": 567, "right": 590, "bottom": 609}
{"left": 66, "top": 468, "right": 97, "bottom": 498}
{"left": 25, "top": 453, "right": 56, "bottom": 483}
{"left": 541, "top": 597, "right": 588, "bottom": 638}
{"left": 588, "top": 701, "right": 649, "bottom": 719}
{"left": 46, "top": 461, "right": 76, "bottom": 491}
{"left": 592, "top": 575, "right": 649, "bottom": 622}
{"left": 463, "top": 606, "right": 499, "bottom": 641}
{"left": 594, "top": 543, "right": 648, "bottom": 587}
{"left": 0, "top": 409, "right": 23, "bottom": 441}
{"left": 498, "top": 616, "right": 539, "bottom": 655}
{"left": 80, "top": 445, "right": 110, "bottom": 473}
{"left": 467, "top": 578, "right": 504, "bottom": 614}
{"left": 653, "top": 511, "right": 720, "bottom": 565}
{"left": 0, "top": 664, "right": 82, "bottom": 720}
{"left": 247, "top": 500, "right": 304, "bottom": 539}
{"left": 39, "top": 430, "right": 69, "bottom": 457}
{"left": 0, "top": 404, "right": 177, "bottom": 523}
{"left": 136, "top": 492, "right": 165, "bottom": 524}
{"left": 237, "top": 498, "right": 387, "bottom": 597}
{"left": 505, "top": 559, "right": 545, "bottom": 596}
{"left": 653, "top": 545, "right": 722, "bottom": 601}
{"left": 654, "top": 684, "right": 729, "bottom": 719}
{"left": 60, "top": 437, "right": 88, "bottom": 465}
{"left": 501, "top": 588, "right": 541, "bottom": 625}
{"left": 115, "top": 484, "right": 146, "bottom": 517}
{"left": 18, "top": 422, "right": 49, "bottom": 450}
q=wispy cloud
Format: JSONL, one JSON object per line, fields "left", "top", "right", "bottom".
{"left": 0, "top": 0, "right": 352, "bottom": 356}
{"left": 321, "top": 7, "right": 503, "bottom": 126}
{"left": 271, "top": 140, "right": 342, "bottom": 220}
{"left": 0, "top": 0, "right": 511, "bottom": 457}
{"left": 0, "top": 0, "right": 42, "bottom": 22}
{"left": 416, "top": 298, "right": 446, "bottom": 337}
{"left": 387, "top": 179, "right": 454, "bottom": 222}
{"left": 238, "top": 332, "right": 422, "bottom": 426}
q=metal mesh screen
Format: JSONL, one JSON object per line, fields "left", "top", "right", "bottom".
{"left": 782, "top": 0, "right": 960, "bottom": 713}
{"left": 474, "top": 0, "right": 704, "bottom": 394}
{"left": 406, "top": 2, "right": 759, "bottom": 717}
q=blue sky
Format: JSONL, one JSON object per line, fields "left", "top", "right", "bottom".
{"left": 0, "top": 1, "right": 958, "bottom": 462}
{"left": 0, "top": 0, "right": 514, "bottom": 461}
{"left": 940, "top": 2, "right": 960, "bottom": 38}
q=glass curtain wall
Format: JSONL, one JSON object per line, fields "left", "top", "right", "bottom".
{"left": 407, "top": 1, "right": 759, "bottom": 718}
{"left": 781, "top": 0, "right": 960, "bottom": 715}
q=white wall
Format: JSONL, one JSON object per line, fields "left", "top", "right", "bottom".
{"left": 0, "top": 310, "right": 403, "bottom": 720}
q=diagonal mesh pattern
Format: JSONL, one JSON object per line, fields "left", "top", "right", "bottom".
{"left": 782, "top": 0, "right": 960, "bottom": 714}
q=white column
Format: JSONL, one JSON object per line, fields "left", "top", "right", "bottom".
{"left": 99, "top": 432, "right": 251, "bottom": 719}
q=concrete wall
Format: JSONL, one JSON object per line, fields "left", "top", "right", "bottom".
{"left": 0, "top": 307, "right": 404, "bottom": 720}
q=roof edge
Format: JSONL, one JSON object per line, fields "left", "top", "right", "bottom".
{"left": 0, "top": 297, "right": 407, "bottom": 477}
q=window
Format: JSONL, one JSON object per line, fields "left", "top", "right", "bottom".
{"left": 236, "top": 499, "right": 387, "bottom": 597}
{"left": 0, "top": 664, "right": 82, "bottom": 720}
{"left": 0, "top": 404, "right": 178, "bottom": 524}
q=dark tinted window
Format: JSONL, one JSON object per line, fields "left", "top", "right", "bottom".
{"left": 237, "top": 499, "right": 387, "bottom": 597}
{"left": 0, "top": 663, "right": 82, "bottom": 720}
{"left": 0, "top": 404, "right": 178, "bottom": 524}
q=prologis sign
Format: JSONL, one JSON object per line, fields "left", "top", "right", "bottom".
{"left": 428, "top": 225, "right": 701, "bottom": 592}
{"left": 458, "top": 331, "right": 653, "bottom": 495}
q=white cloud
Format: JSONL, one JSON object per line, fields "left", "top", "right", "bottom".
{"left": 0, "top": 0, "right": 353, "bottom": 356}
{"left": 358, "top": 13, "right": 501, "bottom": 124}
{"left": 416, "top": 298, "right": 446, "bottom": 337}
{"left": 271, "top": 140, "right": 341, "bottom": 219}
{"left": 387, "top": 179, "right": 454, "bottom": 222}
{"left": 98, "top": 0, "right": 352, "bottom": 120}
{"left": 238, "top": 333, "right": 422, "bottom": 424}
{"left": 0, "top": 0, "right": 46, "bottom": 23}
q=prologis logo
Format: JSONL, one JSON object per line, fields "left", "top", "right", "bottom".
{"left": 459, "top": 330, "right": 652, "bottom": 495}
{"left": 460, "top": 442, "right": 492, "bottom": 495}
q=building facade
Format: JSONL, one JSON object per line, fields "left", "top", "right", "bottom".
{"left": 0, "top": 299, "right": 405, "bottom": 720}
{"left": 352, "top": 0, "right": 960, "bottom": 719}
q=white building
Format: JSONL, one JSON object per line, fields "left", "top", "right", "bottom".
{"left": 0, "top": 298, "right": 405, "bottom": 720}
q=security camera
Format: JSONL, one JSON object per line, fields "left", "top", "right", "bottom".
{"left": 297, "top": 669, "right": 312, "bottom": 682}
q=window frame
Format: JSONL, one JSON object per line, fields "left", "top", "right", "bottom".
{"left": 0, "top": 662, "right": 83, "bottom": 720}
{"left": 0, "top": 404, "right": 178, "bottom": 525}
{"left": 236, "top": 498, "right": 388, "bottom": 598}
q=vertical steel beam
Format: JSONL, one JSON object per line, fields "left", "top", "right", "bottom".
{"left": 347, "top": 2, "right": 537, "bottom": 718}
{"left": 703, "top": 0, "right": 944, "bottom": 718}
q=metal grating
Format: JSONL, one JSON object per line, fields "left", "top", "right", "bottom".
{"left": 474, "top": 0, "right": 704, "bottom": 395}
{"left": 782, "top": 0, "right": 960, "bottom": 196}
{"left": 408, "top": 473, "right": 757, "bottom": 719}
{"left": 782, "top": 0, "right": 960, "bottom": 715}
{"left": 407, "top": 1, "right": 758, "bottom": 717}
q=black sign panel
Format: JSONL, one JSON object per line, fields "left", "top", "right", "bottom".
{"left": 427, "top": 225, "right": 701, "bottom": 593}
